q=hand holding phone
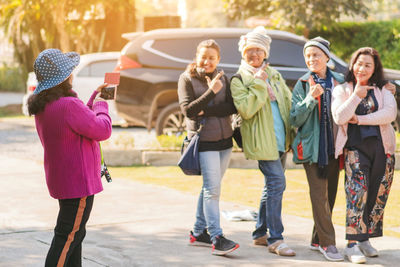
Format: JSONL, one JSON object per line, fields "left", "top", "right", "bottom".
{"left": 100, "top": 72, "right": 120, "bottom": 100}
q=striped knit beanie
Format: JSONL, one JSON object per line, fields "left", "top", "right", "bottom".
{"left": 238, "top": 26, "right": 272, "bottom": 59}
{"left": 303, "top": 36, "right": 330, "bottom": 59}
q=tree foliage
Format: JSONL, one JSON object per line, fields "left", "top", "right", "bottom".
{"left": 222, "top": 0, "right": 369, "bottom": 36}
{"left": 0, "top": 0, "right": 136, "bottom": 71}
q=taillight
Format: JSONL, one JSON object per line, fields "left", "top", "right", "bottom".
{"left": 114, "top": 55, "right": 142, "bottom": 71}
{"left": 28, "top": 85, "right": 36, "bottom": 92}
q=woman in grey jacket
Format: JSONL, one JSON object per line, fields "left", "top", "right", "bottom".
{"left": 177, "top": 39, "right": 239, "bottom": 256}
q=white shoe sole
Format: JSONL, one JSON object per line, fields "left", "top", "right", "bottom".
{"left": 212, "top": 244, "right": 239, "bottom": 256}
{"left": 346, "top": 254, "right": 367, "bottom": 264}
{"left": 309, "top": 244, "right": 319, "bottom": 251}
{"left": 319, "top": 247, "right": 344, "bottom": 261}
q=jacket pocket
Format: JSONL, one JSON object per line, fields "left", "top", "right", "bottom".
{"left": 292, "top": 130, "right": 313, "bottom": 163}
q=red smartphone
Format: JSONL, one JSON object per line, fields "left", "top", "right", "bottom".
{"left": 101, "top": 72, "right": 120, "bottom": 100}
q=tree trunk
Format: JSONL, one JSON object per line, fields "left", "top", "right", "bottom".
{"left": 51, "top": 0, "right": 70, "bottom": 51}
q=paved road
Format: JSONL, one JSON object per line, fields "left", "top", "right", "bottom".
{"left": 1, "top": 117, "right": 400, "bottom": 266}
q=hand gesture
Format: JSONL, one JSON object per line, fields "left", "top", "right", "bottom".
{"left": 309, "top": 84, "right": 324, "bottom": 99}
{"left": 205, "top": 71, "right": 224, "bottom": 94}
{"left": 348, "top": 115, "right": 358, "bottom": 124}
{"left": 94, "top": 83, "right": 108, "bottom": 104}
{"left": 384, "top": 82, "right": 396, "bottom": 95}
{"left": 254, "top": 69, "right": 268, "bottom": 81}
{"left": 354, "top": 81, "right": 374, "bottom": 99}
{"left": 96, "top": 83, "right": 108, "bottom": 93}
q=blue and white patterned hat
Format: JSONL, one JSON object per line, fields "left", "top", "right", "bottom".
{"left": 33, "top": 49, "right": 80, "bottom": 95}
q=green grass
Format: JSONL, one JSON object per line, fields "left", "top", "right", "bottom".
{"left": 109, "top": 166, "right": 400, "bottom": 238}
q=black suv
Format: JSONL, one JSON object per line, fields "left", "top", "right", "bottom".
{"left": 114, "top": 28, "right": 400, "bottom": 135}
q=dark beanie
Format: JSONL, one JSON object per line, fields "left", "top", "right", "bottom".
{"left": 303, "top": 36, "right": 330, "bottom": 58}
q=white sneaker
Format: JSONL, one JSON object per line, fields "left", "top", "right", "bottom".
{"left": 358, "top": 240, "right": 378, "bottom": 257}
{"left": 345, "top": 244, "right": 367, "bottom": 264}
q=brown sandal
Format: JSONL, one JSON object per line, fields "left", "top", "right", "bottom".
{"left": 268, "top": 240, "right": 296, "bottom": 256}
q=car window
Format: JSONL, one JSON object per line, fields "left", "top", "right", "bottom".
{"left": 77, "top": 60, "right": 117, "bottom": 77}
{"left": 268, "top": 40, "right": 307, "bottom": 68}
{"left": 214, "top": 38, "right": 242, "bottom": 65}
{"left": 145, "top": 36, "right": 307, "bottom": 69}
{"left": 151, "top": 39, "right": 200, "bottom": 60}
{"left": 151, "top": 37, "right": 243, "bottom": 66}
{"left": 77, "top": 66, "right": 90, "bottom": 77}
{"left": 90, "top": 60, "right": 117, "bottom": 77}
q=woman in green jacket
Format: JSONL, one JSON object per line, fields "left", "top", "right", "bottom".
{"left": 290, "top": 37, "right": 344, "bottom": 262}
{"left": 231, "top": 26, "right": 295, "bottom": 257}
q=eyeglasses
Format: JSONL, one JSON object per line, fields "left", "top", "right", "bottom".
{"left": 246, "top": 48, "right": 265, "bottom": 55}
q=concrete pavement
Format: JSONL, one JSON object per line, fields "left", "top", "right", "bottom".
{"left": 1, "top": 155, "right": 400, "bottom": 266}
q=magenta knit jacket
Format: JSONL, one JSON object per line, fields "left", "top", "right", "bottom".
{"left": 35, "top": 90, "right": 112, "bottom": 199}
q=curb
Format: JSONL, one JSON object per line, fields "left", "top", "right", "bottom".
{"left": 103, "top": 149, "right": 305, "bottom": 169}
{"left": 103, "top": 149, "right": 400, "bottom": 169}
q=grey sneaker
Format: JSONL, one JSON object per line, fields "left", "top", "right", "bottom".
{"left": 358, "top": 240, "right": 378, "bottom": 257}
{"left": 345, "top": 244, "right": 367, "bottom": 264}
{"left": 319, "top": 245, "right": 344, "bottom": 261}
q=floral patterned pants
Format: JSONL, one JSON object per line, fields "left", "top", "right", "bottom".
{"left": 344, "top": 137, "right": 394, "bottom": 241}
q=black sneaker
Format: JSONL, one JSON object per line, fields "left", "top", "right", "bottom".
{"left": 189, "top": 230, "right": 212, "bottom": 247}
{"left": 212, "top": 235, "right": 239, "bottom": 256}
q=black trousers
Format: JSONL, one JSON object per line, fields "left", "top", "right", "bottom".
{"left": 45, "top": 195, "right": 94, "bottom": 267}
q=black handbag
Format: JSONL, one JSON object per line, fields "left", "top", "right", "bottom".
{"left": 177, "top": 120, "right": 205, "bottom": 175}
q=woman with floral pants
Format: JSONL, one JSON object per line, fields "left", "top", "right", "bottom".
{"left": 332, "top": 47, "right": 396, "bottom": 264}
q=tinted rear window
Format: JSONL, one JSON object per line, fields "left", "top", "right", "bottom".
{"left": 150, "top": 37, "right": 306, "bottom": 68}
{"left": 269, "top": 40, "right": 306, "bottom": 68}
{"left": 77, "top": 60, "right": 117, "bottom": 77}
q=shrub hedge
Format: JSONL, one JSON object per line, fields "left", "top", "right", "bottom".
{"left": 0, "top": 65, "right": 26, "bottom": 92}
{"left": 306, "top": 19, "right": 400, "bottom": 70}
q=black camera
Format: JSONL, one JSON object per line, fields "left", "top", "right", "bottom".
{"left": 100, "top": 86, "right": 116, "bottom": 100}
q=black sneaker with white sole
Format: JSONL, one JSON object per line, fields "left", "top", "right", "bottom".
{"left": 212, "top": 235, "right": 239, "bottom": 256}
{"left": 189, "top": 229, "right": 212, "bottom": 247}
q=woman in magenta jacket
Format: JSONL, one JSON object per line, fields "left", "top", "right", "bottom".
{"left": 27, "top": 49, "right": 112, "bottom": 267}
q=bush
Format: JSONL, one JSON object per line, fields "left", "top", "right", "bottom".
{"left": 307, "top": 19, "right": 400, "bottom": 70}
{"left": 156, "top": 134, "right": 185, "bottom": 150}
{"left": 0, "top": 65, "right": 27, "bottom": 92}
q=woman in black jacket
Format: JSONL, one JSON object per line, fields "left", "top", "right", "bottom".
{"left": 177, "top": 39, "right": 238, "bottom": 256}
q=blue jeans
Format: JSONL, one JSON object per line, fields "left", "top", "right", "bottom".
{"left": 252, "top": 156, "right": 286, "bottom": 244}
{"left": 194, "top": 148, "right": 232, "bottom": 240}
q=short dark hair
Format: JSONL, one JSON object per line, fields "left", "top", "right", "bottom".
{"left": 27, "top": 78, "right": 76, "bottom": 115}
{"left": 345, "top": 47, "right": 385, "bottom": 88}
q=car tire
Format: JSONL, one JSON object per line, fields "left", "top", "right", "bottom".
{"left": 155, "top": 102, "right": 186, "bottom": 136}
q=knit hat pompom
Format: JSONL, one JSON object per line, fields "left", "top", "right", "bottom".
{"left": 238, "top": 26, "right": 272, "bottom": 59}
{"left": 303, "top": 36, "right": 330, "bottom": 59}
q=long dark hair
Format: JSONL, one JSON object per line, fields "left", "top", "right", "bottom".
{"left": 186, "top": 39, "right": 221, "bottom": 77}
{"left": 345, "top": 47, "right": 385, "bottom": 88}
{"left": 27, "top": 77, "right": 76, "bottom": 115}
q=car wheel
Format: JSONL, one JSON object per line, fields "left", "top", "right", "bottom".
{"left": 155, "top": 102, "right": 186, "bottom": 136}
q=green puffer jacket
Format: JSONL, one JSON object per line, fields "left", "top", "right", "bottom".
{"left": 231, "top": 65, "right": 294, "bottom": 160}
{"left": 289, "top": 70, "right": 344, "bottom": 164}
